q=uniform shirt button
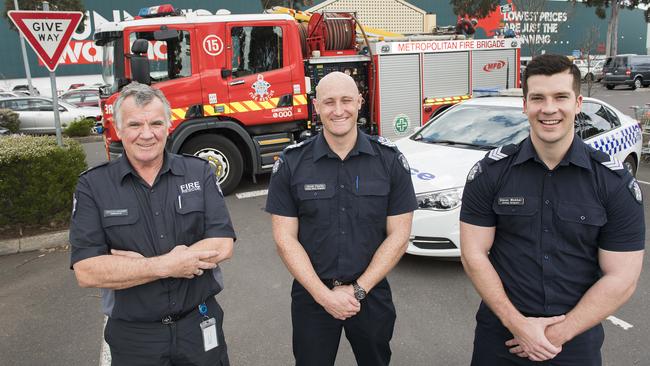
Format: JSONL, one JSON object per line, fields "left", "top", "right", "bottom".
{"left": 545, "top": 200, "right": 550, "bottom": 205}
{"left": 341, "top": 231, "right": 346, "bottom": 235}
{"left": 580, "top": 216, "right": 586, "bottom": 220}
{"left": 151, "top": 189, "right": 155, "bottom": 193}
{"left": 543, "top": 228, "right": 549, "bottom": 233}
{"left": 341, "top": 207, "right": 346, "bottom": 211}
{"left": 340, "top": 184, "right": 345, "bottom": 189}
{"left": 547, "top": 172, "right": 553, "bottom": 177}
{"left": 171, "top": 301, "right": 176, "bottom": 306}
{"left": 543, "top": 254, "right": 549, "bottom": 260}
{"left": 160, "top": 234, "right": 165, "bottom": 239}
{"left": 155, "top": 212, "right": 160, "bottom": 216}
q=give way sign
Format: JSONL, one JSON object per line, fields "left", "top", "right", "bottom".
{"left": 7, "top": 11, "right": 83, "bottom": 72}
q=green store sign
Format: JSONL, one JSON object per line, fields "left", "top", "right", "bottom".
{"left": 394, "top": 114, "right": 410, "bottom": 135}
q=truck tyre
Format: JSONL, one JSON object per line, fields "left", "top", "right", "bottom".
{"left": 605, "top": 84, "right": 615, "bottom": 90}
{"left": 624, "top": 155, "right": 637, "bottom": 177}
{"left": 181, "top": 134, "right": 243, "bottom": 196}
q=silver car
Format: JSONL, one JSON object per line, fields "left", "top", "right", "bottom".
{"left": 0, "top": 97, "right": 101, "bottom": 134}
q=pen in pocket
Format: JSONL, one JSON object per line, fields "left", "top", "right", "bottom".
{"left": 356, "top": 176, "right": 359, "bottom": 191}
{"left": 178, "top": 195, "right": 182, "bottom": 209}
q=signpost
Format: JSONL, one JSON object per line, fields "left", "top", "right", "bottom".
{"left": 7, "top": 7, "right": 82, "bottom": 146}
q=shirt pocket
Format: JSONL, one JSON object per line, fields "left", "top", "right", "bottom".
{"left": 556, "top": 202, "right": 606, "bottom": 247}
{"left": 175, "top": 194, "right": 206, "bottom": 241}
{"left": 296, "top": 183, "right": 335, "bottom": 225}
{"left": 492, "top": 197, "right": 539, "bottom": 235}
{"left": 101, "top": 208, "right": 140, "bottom": 248}
{"left": 354, "top": 179, "right": 390, "bottom": 223}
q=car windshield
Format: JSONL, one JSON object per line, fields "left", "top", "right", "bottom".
{"left": 414, "top": 104, "right": 530, "bottom": 149}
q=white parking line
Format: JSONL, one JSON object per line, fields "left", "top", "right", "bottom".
{"left": 606, "top": 315, "right": 634, "bottom": 330}
{"left": 637, "top": 180, "right": 650, "bottom": 185}
{"left": 99, "top": 316, "right": 110, "bottom": 366}
{"left": 235, "top": 189, "right": 268, "bottom": 199}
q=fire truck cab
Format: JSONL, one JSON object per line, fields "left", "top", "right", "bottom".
{"left": 96, "top": 7, "right": 314, "bottom": 194}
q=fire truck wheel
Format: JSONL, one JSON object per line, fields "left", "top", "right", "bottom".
{"left": 181, "top": 134, "right": 243, "bottom": 196}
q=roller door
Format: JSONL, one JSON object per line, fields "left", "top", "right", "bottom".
{"left": 377, "top": 54, "right": 421, "bottom": 140}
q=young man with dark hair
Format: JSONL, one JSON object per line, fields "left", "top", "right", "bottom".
{"left": 460, "top": 54, "right": 645, "bottom": 365}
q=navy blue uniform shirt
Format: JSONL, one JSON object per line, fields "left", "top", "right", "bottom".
{"left": 265, "top": 130, "right": 418, "bottom": 282}
{"left": 70, "top": 152, "right": 236, "bottom": 322}
{"left": 460, "top": 136, "right": 645, "bottom": 316}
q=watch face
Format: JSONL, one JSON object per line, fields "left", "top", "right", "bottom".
{"left": 353, "top": 283, "right": 366, "bottom": 300}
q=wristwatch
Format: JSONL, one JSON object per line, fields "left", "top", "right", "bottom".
{"left": 352, "top": 281, "right": 367, "bottom": 301}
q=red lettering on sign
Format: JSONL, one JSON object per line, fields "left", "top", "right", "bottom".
{"left": 483, "top": 60, "right": 507, "bottom": 72}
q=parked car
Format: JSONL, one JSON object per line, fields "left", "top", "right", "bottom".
{"left": 0, "top": 97, "right": 101, "bottom": 134}
{"left": 602, "top": 54, "right": 650, "bottom": 90}
{"left": 574, "top": 59, "right": 605, "bottom": 82}
{"left": 11, "top": 84, "right": 39, "bottom": 95}
{"left": 395, "top": 90, "right": 642, "bottom": 258}
{"left": 60, "top": 87, "right": 100, "bottom": 108}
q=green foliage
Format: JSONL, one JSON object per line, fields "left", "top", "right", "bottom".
{"left": 449, "top": 0, "right": 499, "bottom": 18}
{"left": 63, "top": 117, "right": 95, "bottom": 137}
{"left": 0, "top": 108, "right": 20, "bottom": 133}
{"left": 0, "top": 135, "right": 87, "bottom": 226}
{"left": 3, "top": 0, "right": 86, "bottom": 32}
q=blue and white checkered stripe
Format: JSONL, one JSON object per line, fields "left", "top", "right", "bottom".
{"left": 589, "top": 124, "right": 641, "bottom": 156}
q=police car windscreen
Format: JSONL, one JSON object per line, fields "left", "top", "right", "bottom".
{"left": 418, "top": 105, "right": 529, "bottom": 149}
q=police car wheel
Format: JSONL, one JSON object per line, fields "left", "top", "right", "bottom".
{"left": 624, "top": 155, "right": 637, "bottom": 177}
{"left": 180, "top": 134, "right": 243, "bottom": 196}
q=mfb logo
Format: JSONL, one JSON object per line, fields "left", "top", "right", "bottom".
{"left": 483, "top": 60, "right": 506, "bottom": 72}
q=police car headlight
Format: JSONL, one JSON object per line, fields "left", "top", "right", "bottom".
{"left": 416, "top": 187, "right": 464, "bottom": 211}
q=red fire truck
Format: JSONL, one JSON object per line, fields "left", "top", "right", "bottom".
{"left": 94, "top": 4, "right": 520, "bottom": 194}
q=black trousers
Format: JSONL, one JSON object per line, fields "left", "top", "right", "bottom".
{"left": 291, "top": 278, "right": 396, "bottom": 366}
{"left": 105, "top": 297, "right": 229, "bottom": 366}
{"left": 471, "top": 302, "right": 604, "bottom": 366}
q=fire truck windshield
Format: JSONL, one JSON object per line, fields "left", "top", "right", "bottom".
{"left": 101, "top": 40, "right": 117, "bottom": 93}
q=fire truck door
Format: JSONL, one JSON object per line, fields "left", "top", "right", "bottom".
{"left": 225, "top": 23, "right": 296, "bottom": 125}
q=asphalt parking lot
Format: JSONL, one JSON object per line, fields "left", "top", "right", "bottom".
{"left": 1, "top": 162, "right": 650, "bottom": 366}
{"left": 1, "top": 84, "right": 649, "bottom": 365}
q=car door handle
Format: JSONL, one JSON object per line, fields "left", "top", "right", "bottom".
{"left": 229, "top": 80, "right": 245, "bottom": 86}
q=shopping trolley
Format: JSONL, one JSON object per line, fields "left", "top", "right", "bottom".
{"left": 631, "top": 103, "right": 650, "bottom": 158}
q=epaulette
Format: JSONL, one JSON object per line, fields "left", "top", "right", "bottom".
{"left": 79, "top": 161, "right": 109, "bottom": 176}
{"left": 181, "top": 153, "right": 210, "bottom": 163}
{"left": 589, "top": 149, "right": 626, "bottom": 176}
{"left": 284, "top": 137, "right": 314, "bottom": 152}
{"left": 370, "top": 135, "right": 399, "bottom": 151}
{"left": 484, "top": 144, "right": 518, "bottom": 165}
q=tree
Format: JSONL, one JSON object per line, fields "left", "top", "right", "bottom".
{"left": 576, "top": 0, "right": 650, "bottom": 56}
{"left": 260, "top": 0, "right": 313, "bottom": 11}
{"left": 449, "top": 0, "right": 499, "bottom": 19}
{"left": 3, "top": 0, "right": 86, "bottom": 32}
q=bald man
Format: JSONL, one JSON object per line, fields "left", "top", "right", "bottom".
{"left": 265, "top": 71, "right": 417, "bottom": 366}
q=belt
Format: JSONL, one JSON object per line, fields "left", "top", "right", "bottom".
{"left": 161, "top": 307, "right": 196, "bottom": 325}
{"left": 321, "top": 278, "right": 353, "bottom": 289}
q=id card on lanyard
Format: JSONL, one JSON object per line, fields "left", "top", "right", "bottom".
{"left": 198, "top": 303, "right": 219, "bottom": 352}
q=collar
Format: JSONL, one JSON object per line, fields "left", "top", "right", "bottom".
{"left": 118, "top": 151, "right": 182, "bottom": 183}
{"left": 312, "top": 129, "right": 376, "bottom": 161}
{"left": 513, "top": 135, "right": 592, "bottom": 171}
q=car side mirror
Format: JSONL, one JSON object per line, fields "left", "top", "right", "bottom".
{"left": 221, "top": 69, "right": 232, "bottom": 78}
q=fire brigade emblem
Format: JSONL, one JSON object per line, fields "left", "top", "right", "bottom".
{"left": 250, "top": 74, "right": 274, "bottom": 102}
{"left": 272, "top": 157, "right": 283, "bottom": 175}
{"left": 466, "top": 162, "right": 482, "bottom": 183}
{"left": 629, "top": 179, "right": 643, "bottom": 204}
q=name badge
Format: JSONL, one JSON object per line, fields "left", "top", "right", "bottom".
{"left": 304, "top": 184, "right": 326, "bottom": 191}
{"left": 200, "top": 318, "right": 219, "bottom": 352}
{"left": 498, "top": 197, "right": 525, "bottom": 206}
{"left": 103, "top": 209, "right": 128, "bottom": 217}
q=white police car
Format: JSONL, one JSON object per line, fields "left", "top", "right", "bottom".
{"left": 395, "top": 90, "right": 643, "bottom": 258}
